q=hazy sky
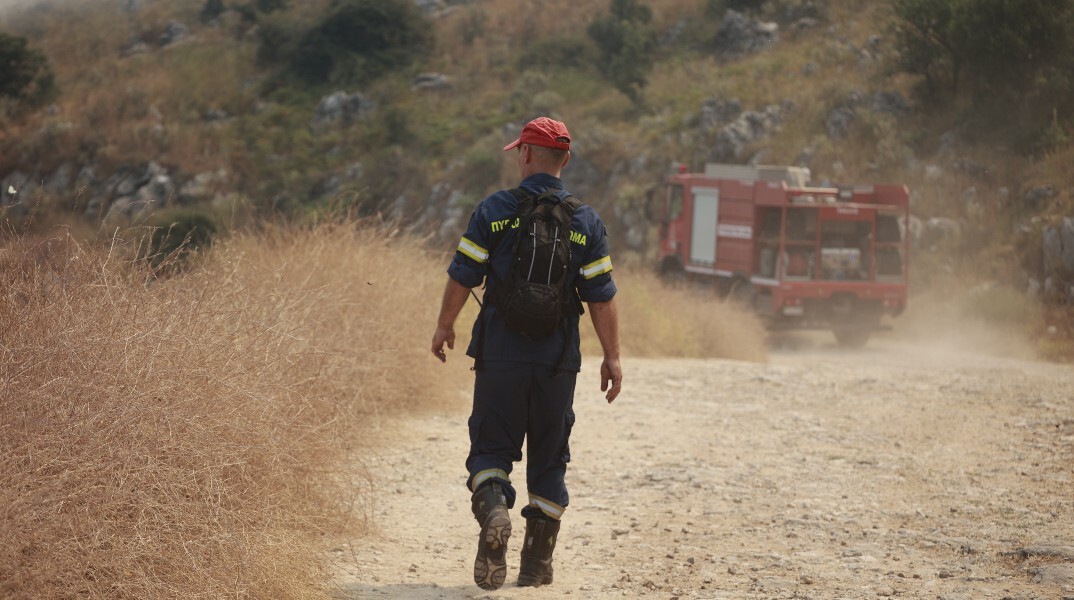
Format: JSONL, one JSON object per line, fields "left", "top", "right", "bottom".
{"left": 0, "top": 0, "right": 96, "bottom": 19}
{"left": 0, "top": 0, "right": 140, "bottom": 16}
{"left": 0, "top": 0, "right": 32, "bottom": 9}
{"left": 0, "top": 0, "right": 38, "bottom": 15}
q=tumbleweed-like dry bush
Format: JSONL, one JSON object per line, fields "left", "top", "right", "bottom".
{"left": 0, "top": 221, "right": 762, "bottom": 599}
{"left": 0, "top": 221, "right": 456, "bottom": 599}
{"left": 589, "top": 269, "right": 768, "bottom": 363}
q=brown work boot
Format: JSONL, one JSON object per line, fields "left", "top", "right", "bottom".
{"left": 517, "top": 516, "right": 560, "bottom": 587}
{"left": 471, "top": 483, "right": 511, "bottom": 590}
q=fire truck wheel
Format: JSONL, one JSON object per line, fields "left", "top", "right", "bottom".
{"left": 833, "top": 328, "right": 871, "bottom": 348}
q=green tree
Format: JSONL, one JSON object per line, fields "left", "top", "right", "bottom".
{"left": 233, "top": 0, "right": 289, "bottom": 23}
{"left": 890, "top": 0, "right": 1074, "bottom": 151}
{"left": 255, "top": 0, "right": 288, "bottom": 13}
{"left": 891, "top": 0, "right": 1074, "bottom": 98}
{"left": 950, "top": 0, "right": 1074, "bottom": 92}
{"left": 890, "top": 0, "right": 959, "bottom": 96}
{"left": 0, "top": 33, "right": 55, "bottom": 106}
{"left": 256, "top": 19, "right": 301, "bottom": 65}
{"left": 289, "top": 0, "right": 433, "bottom": 85}
{"left": 587, "top": 0, "right": 657, "bottom": 104}
{"left": 199, "top": 0, "right": 226, "bottom": 23}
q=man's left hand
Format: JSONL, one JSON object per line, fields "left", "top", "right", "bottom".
{"left": 600, "top": 356, "right": 622, "bottom": 403}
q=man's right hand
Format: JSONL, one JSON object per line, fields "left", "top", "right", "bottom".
{"left": 587, "top": 298, "right": 621, "bottom": 403}
{"left": 600, "top": 356, "right": 622, "bottom": 403}
{"left": 431, "top": 325, "right": 455, "bottom": 363}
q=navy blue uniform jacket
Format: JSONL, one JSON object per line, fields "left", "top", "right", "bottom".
{"left": 447, "top": 173, "right": 617, "bottom": 371}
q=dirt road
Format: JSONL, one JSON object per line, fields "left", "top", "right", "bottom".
{"left": 335, "top": 335, "right": 1074, "bottom": 599}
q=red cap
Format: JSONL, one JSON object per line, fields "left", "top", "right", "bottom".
{"left": 503, "top": 117, "right": 571, "bottom": 151}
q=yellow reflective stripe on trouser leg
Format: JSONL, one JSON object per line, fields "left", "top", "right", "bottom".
{"left": 457, "top": 236, "right": 489, "bottom": 263}
{"left": 470, "top": 468, "right": 510, "bottom": 492}
{"left": 580, "top": 256, "right": 613, "bottom": 280}
{"left": 528, "top": 494, "right": 565, "bottom": 520}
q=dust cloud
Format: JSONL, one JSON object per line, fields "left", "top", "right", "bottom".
{"left": 890, "top": 289, "right": 1039, "bottom": 363}
{"left": 767, "top": 289, "right": 1040, "bottom": 370}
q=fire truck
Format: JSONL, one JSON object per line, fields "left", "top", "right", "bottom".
{"left": 653, "top": 164, "right": 910, "bottom": 347}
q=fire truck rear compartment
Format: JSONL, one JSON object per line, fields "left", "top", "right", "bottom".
{"left": 656, "top": 164, "right": 910, "bottom": 346}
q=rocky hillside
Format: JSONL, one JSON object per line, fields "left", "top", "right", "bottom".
{"left": 1, "top": 0, "right": 1072, "bottom": 353}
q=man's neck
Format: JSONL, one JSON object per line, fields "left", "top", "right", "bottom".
{"left": 521, "top": 165, "right": 562, "bottom": 179}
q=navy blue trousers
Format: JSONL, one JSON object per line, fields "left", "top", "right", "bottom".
{"left": 465, "top": 363, "right": 577, "bottom": 520}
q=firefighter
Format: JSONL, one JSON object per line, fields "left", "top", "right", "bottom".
{"left": 431, "top": 117, "right": 622, "bottom": 590}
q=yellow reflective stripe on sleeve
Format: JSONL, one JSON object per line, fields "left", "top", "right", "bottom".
{"left": 580, "top": 256, "right": 613, "bottom": 280}
{"left": 457, "top": 237, "right": 489, "bottom": 263}
{"left": 528, "top": 494, "right": 565, "bottom": 520}
{"left": 470, "top": 468, "right": 510, "bottom": 492}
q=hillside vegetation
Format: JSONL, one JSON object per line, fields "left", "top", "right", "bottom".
{"left": 1, "top": 0, "right": 1071, "bottom": 595}
{"left": 1, "top": 0, "right": 1071, "bottom": 359}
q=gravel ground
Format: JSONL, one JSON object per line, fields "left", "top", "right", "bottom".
{"left": 334, "top": 335, "right": 1074, "bottom": 599}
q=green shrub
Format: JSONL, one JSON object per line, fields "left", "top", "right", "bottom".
{"left": 0, "top": 33, "right": 56, "bottom": 106}
{"left": 354, "top": 106, "right": 416, "bottom": 148}
{"left": 234, "top": 3, "right": 257, "bottom": 22}
{"left": 891, "top": 0, "right": 1074, "bottom": 105}
{"left": 517, "top": 35, "right": 598, "bottom": 71}
{"left": 358, "top": 147, "right": 430, "bottom": 218}
{"left": 256, "top": 19, "right": 302, "bottom": 66}
{"left": 287, "top": 31, "right": 336, "bottom": 83}
{"left": 199, "top": 0, "right": 225, "bottom": 23}
{"left": 288, "top": 0, "right": 434, "bottom": 85}
{"left": 144, "top": 208, "right": 220, "bottom": 272}
{"left": 457, "top": 7, "right": 486, "bottom": 46}
{"left": 890, "top": 0, "right": 958, "bottom": 97}
{"left": 235, "top": 0, "right": 289, "bottom": 22}
{"left": 455, "top": 147, "right": 501, "bottom": 196}
{"left": 951, "top": 0, "right": 1074, "bottom": 93}
{"left": 1021, "top": 111, "right": 1072, "bottom": 156}
{"left": 587, "top": 0, "right": 657, "bottom": 104}
{"left": 256, "top": 0, "right": 288, "bottom": 13}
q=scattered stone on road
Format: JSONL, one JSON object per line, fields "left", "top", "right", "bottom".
{"left": 334, "top": 336, "right": 1074, "bottom": 599}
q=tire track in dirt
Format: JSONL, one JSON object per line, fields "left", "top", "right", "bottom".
{"left": 334, "top": 337, "right": 1074, "bottom": 599}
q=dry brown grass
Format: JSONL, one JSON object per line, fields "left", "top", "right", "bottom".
{"left": 584, "top": 269, "right": 768, "bottom": 363}
{"left": 0, "top": 220, "right": 456, "bottom": 598}
{"left": 0, "top": 210, "right": 764, "bottom": 598}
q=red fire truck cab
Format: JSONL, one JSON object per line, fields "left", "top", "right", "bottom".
{"left": 655, "top": 164, "right": 910, "bottom": 347}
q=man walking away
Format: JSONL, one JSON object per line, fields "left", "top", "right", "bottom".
{"left": 431, "top": 116, "right": 622, "bottom": 590}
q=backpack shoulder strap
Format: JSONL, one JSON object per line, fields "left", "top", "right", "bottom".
{"left": 562, "top": 195, "right": 583, "bottom": 211}
{"left": 505, "top": 187, "right": 536, "bottom": 222}
{"left": 560, "top": 195, "right": 582, "bottom": 221}
{"left": 492, "top": 188, "right": 533, "bottom": 256}
{"left": 547, "top": 194, "right": 581, "bottom": 230}
{"left": 506, "top": 187, "right": 530, "bottom": 202}
{"left": 476, "top": 187, "right": 530, "bottom": 371}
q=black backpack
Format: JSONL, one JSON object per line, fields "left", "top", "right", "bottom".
{"left": 489, "top": 188, "right": 583, "bottom": 338}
